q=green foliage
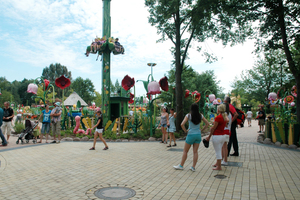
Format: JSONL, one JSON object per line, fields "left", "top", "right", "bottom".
{"left": 154, "top": 129, "right": 162, "bottom": 138}
{"left": 231, "top": 49, "right": 294, "bottom": 105}
{"left": 72, "top": 77, "right": 96, "bottom": 104}
{"left": 41, "top": 63, "right": 72, "bottom": 98}
{"left": 160, "top": 66, "right": 220, "bottom": 114}
{"left": 13, "top": 123, "right": 25, "bottom": 134}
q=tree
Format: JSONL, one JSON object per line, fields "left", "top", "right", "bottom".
{"left": 243, "top": 0, "right": 300, "bottom": 122}
{"left": 71, "top": 77, "right": 95, "bottom": 105}
{"left": 231, "top": 49, "right": 294, "bottom": 106}
{"left": 160, "top": 66, "right": 221, "bottom": 116}
{"left": 145, "top": 0, "right": 251, "bottom": 130}
{"left": 94, "top": 91, "right": 102, "bottom": 107}
{"left": 41, "top": 63, "right": 72, "bottom": 99}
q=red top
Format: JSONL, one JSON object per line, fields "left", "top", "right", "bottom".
{"left": 229, "top": 104, "right": 236, "bottom": 115}
{"left": 213, "top": 114, "right": 227, "bottom": 135}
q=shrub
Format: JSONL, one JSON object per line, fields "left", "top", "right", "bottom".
{"left": 14, "top": 123, "right": 25, "bottom": 134}
{"left": 154, "top": 129, "right": 162, "bottom": 138}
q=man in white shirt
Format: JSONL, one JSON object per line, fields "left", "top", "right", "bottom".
{"left": 246, "top": 109, "right": 253, "bottom": 127}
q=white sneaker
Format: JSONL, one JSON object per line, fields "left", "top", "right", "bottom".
{"left": 190, "top": 166, "right": 195, "bottom": 172}
{"left": 173, "top": 165, "right": 183, "bottom": 170}
{"left": 221, "top": 161, "right": 228, "bottom": 166}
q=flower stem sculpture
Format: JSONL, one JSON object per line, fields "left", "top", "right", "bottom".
{"left": 27, "top": 77, "right": 55, "bottom": 106}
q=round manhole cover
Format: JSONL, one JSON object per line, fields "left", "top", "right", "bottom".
{"left": 94, "top": 187, "right": 136, "bottom": 199}
{"left": 214, "top": 174, "right": 227, "bottom": 179}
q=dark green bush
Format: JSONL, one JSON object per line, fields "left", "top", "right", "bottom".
{"left": 14, "top": 123, "right": 25, "bottom": 134}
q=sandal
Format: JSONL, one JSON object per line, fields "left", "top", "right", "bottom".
{"left": 159, "top": 141, "right": 164, "bottom": 143}
{"left": 167, "top": 145, "right": 172, "bottom": 147}
{"left": 103, "top": 147, "right": 109, "bottom": 150}
{"left": 172, "top": 143, "right": 177, "bottom": 146}
{"left": 37, "top": 141, "right": 42, "bottom": 143}
{"left": 89, "top": 147, "right": 95, "bottom": 150}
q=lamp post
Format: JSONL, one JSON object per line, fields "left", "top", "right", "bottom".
{"left": 147, "top": 63, "right": 156, "bottom": 81}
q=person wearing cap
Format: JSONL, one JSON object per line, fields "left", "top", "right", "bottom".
{"left": 50, "top": 102, "right": 62, "bottom": 143}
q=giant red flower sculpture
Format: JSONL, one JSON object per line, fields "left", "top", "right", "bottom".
{"left": 129, "top": 93, "right": 134, "bottom": 104}
{"left": 192, "top": 91, "right": 201, "bottom": 103}
{"left": 159, "top": 76, "right": 169, "bottom": 92}
{"left": 121, "top": 75, "right": 135, "bottom": 91}
{"left": 185, "top": 89, "right": 190, "bottom": 98}
{"left": 27, "top": 83, "right": 38, "bottom": 94}
{"left": 43, "top": 79, "right": 50, "bottom": 91}
{"left": 147, "top": 81, "right": 161, "bottom": 95}
{"left": 55, "top": 75, "right": 71, "bottom": 90}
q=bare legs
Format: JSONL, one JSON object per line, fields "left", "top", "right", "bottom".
{"left": 192, "top": 143, "right": 200, "bottom": 168}
{"left": 180, "top": 142, "right": 191, "bottom": 167}
{"left": 161, "top": 127, "right": 168, "bottom": 143}
{"left": 222, "top": 142, "right": 228, "bottom": 163}
{"left": 169, "top": 132, "right": 176, "bottom": 146}
{"left": 93, "top": 132, "right": 108, "bottom": 149}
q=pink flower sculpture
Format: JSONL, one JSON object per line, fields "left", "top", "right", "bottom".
{"left": 209, "top": 94, "right": 215, "bottom": 102}
{"left": 213, "top": 99, "right": 218, "bottom": 105}
{"left": 43, "top": 79, "right": 50, "bottom": 91}
{"left": 55, "top": 75, "right": 71, "bottom": 90}
{"left": 27, "top": 83, "right": 38, "bottom": 94}
{"left": 291, "top": 85, "right": 297, "bottom": 97}
{"left": 291, "top": 102, "right": 295, "bottom": 107}
{"left": 268, "top": 92, "right": 277, "bottom": 101}
{"left": 121, "top": 75, "right": 135, "bottom": 91}
{"left": 159, "top": 76, "right": 169, "bottom": 92}
{"left": 147, "top": 81, "right": 161, "bottom": 95}
{"left": 192, "top": 91, "right": 201, "bottom": 103}
{"left": 185, "top": 89, "right": 190, "bottom": 98}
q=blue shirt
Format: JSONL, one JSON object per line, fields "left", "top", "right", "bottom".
{"left": 42, "top": 110, "right": 52, "bottom": 123}
{"left": 0, "top": 108, "right": 3, "bottom": 127}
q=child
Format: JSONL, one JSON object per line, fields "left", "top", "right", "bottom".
{"left": 89, "top": 110, "right": 109, "bottom": 150}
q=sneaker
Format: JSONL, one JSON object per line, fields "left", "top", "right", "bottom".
{"left": 190, "top": 166, "right": 195, "bottom": 172}
{"left": 51, "top": 141, "right": 56, "bottom": 143}
{"left": 173, "top": 165, "right": 183, "bottom": 170}
{"left": 57, "top": 141, "right": 60, "bottom": 144}
{"left": 0, "top": 144, "right": 8, "bottom": 147}
{"left": 221, "top": 161, "right": 228, "bottom": 166}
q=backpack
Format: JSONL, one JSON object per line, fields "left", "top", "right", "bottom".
{"left": 235, "top": 108, "right": 246, "bottom": 127}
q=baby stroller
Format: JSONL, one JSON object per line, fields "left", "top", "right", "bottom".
{"left": 16, "top": 120, "right": 38, "bottom": 144}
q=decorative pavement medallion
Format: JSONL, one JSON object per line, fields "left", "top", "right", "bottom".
{"left": 86, "top": 184, "right": 144, "bottom": 200}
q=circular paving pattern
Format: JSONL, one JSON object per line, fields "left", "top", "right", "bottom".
{"left": 94, "top": 187, "right": 136, "bottom": 199}
{"left": 214, "top": 174, "right": 227, "bottom": 179}
{"left": 86, "top": 184, "right": 144, "bottom": 200}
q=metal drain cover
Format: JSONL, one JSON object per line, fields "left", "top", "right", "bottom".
{"left": 94, "top": 187, "right": 136, "bottom": 199}
{"left": 168, "top": 148, "right": 183, "bottom": 152}
{"left": 214, "top": 174, "right": 227, "bottom": 179}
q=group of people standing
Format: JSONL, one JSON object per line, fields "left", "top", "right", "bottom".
{"left": 158, "top": 107, "right": 177, "bottom": 147}
{"left": 171, "top": 96, "right": 240, "bottom": 171}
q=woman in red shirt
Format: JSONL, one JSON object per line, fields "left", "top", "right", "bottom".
{"left": 206, "top": 104, "right": 228, "bottom": 170}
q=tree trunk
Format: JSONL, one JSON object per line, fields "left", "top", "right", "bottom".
{"left": 175, "top": 7, "right": 184, "bottom": 131}
{"left": 278, "top": 0, "right": 300, "bottom": 124}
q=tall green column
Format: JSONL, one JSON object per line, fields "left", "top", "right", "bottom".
{"left": 102, "top": 0, "right": 111, "bottom": 125}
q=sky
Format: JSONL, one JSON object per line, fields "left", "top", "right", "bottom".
{"left": 0, "top": 0, "right": 257, "bottom": 97}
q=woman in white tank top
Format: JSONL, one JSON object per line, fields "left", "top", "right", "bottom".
{"left": 222, "top": 103, "right": 232, "bottom": 166}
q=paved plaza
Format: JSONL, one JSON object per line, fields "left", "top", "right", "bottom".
{"left": 1, "top": 122, "right": 300, "bottom": 200}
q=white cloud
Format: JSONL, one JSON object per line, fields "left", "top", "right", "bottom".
{"left": 0, "top": 0, "right": 257, "bottom": 97}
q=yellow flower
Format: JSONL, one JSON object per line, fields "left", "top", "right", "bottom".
{"left": 105, "top": 66, "right": 109, "bottom": 69}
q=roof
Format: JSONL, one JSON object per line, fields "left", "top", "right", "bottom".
{"left": 63, "top": 92, "right": 88, "bottom": 107}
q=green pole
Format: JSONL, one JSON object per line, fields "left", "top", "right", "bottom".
{"left": 102, "top": 0, "right": 111, "bottom": 126}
